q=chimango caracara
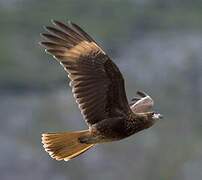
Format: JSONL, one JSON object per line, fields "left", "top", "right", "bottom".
{"left": 40, "top": 19, "right": 163, "bottom": 161}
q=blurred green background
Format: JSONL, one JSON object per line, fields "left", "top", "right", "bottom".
{"left": 1, "top": 0, "right": 202, "bottom": 180}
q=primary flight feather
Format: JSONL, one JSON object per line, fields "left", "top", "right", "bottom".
{"left": 40, "top": 19, "right": 163, "bottom": 161}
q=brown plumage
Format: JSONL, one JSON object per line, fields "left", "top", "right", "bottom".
{"left": 40, "top": 19, "right": 163, "bottom": 161}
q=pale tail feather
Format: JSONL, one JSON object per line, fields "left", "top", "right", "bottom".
{"left": 42, "top": 130, "right": 94, "bottom": 161}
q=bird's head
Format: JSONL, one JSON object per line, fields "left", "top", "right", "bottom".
{"left": 152, "top": 112, "right": 163, "bottom": 122}
{"left": 143, "top": 112, "right": 163, "bottom": 129}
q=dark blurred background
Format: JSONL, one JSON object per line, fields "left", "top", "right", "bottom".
{"left": 1, "top": 0, "right": 202, "bottom": 180}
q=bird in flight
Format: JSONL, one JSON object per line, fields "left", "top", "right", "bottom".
{"left": 40, "top": 19, "right": 163, "bottom": 161}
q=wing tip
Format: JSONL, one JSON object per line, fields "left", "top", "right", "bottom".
{"left": 43, "top": 25, "right": 47, "bottom": 31}
{"left": 51, "top": 19, "right": 57, "bottom": 25}
{"left": 39, "top": 41, "right": 47, "bottom": 47}
{"left": 40, "top": 33, "right": 51, "bottom": 39}
{"left": 39, "top": 33, "right": 44, "bottom": 38}
{"left": 38, "top": 41, "right": 43, "bottom": 47}
{"left": 136, "top": 91, "right": 148, "bottom": 97}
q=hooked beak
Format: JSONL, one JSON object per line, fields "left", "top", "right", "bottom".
{"left": 158, "top": 114, "right": 164, "bottom": 119}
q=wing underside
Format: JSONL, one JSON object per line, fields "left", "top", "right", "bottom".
{"left": 40, "top": 20, "right": 131, "bottom": 125}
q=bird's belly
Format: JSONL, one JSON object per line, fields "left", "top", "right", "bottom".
{"left": 90, "top": 117, "right": 130, "bottom": 143}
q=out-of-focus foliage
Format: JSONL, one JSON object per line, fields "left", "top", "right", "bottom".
{"left": 1, "top": 0, "right": 202, "bottom": 90}
{"left": 1, "top": 0, "right": 202, "bottom": 180}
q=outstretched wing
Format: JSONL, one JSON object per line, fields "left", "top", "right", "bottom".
{"left": 40, "top": 20, "right": 131, "bottom": 126}
{"left": 130, "top": 91, "right": 154, "bottom": 113}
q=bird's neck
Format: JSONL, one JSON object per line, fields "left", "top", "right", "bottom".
{"left": 125, "top": 113, "right": 152, "bottom": 136}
